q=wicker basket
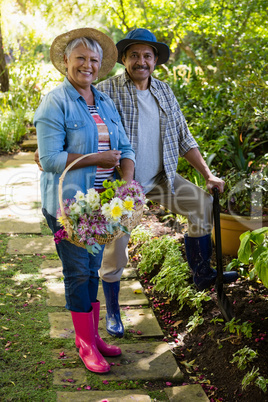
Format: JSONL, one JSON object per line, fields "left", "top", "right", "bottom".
{"left": 58, "top": 153, "right": 144, "bottom": 248}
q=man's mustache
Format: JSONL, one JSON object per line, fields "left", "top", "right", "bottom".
{"left": 133, "top": 65, "right": 150, "bottom": 70}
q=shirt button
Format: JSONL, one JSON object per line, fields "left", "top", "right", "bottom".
{"left": 110, "top": 132, "right": 113, "bottom": 135}
{"left": 103, "top": 117, "right": 106, "bottom": 120}
{"left": 74, "top": 124, "right": 77, "bottom": 127}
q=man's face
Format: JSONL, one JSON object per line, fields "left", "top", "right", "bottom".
{"left": 122, "top": 43, "right": 158, "bottom": 88}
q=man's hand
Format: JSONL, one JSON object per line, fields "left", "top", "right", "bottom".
{"left": 206, "top": 174, "right": 225, "bottom": 194}
{"left": 34, "top": 149, "right": 43, "bottom": 171}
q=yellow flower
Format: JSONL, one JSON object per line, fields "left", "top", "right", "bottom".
{"left": 110, "top": 205, "right": 123, "bottom": 219}
{"left": 123, "top": 198, "right": 134, "bottom": 211}
{"left": 57, "top": 216, "right": 65, "bottom": 226}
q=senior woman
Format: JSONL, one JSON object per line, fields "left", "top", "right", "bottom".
{"left": 34, "top": 28, "right": 135, "bottom": 373}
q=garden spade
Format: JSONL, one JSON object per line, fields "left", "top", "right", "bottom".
{"left": 213, "top": 187, "right": 235, "bottom": 321}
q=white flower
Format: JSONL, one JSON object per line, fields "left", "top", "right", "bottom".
{"left": 110, "top": 197, "right": 123, "bottom": 210}
{"left": 101, "top": 203, "right": 112, "bottom": 219}
{"left": 69, "top": 203, "right": 82, "bottom": 215}
{"left": 74, "top": 191, "right": 85, "bottom": 202}
{"left": 85, "top": 188, "right": 100, "bottom": 206}
{"left": 91, "top": 201, "right": 100, "bottom": 211}
{"left": 109, "top": 197, "right": 124, "bottom": 222}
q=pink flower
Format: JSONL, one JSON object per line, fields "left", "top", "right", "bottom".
{"left": 54, "top": 229, "right": 68, "bottom": 244}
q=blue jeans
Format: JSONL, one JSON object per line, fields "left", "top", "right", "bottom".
{"left": 42, "top": 208, "right": 105, "bottom": 312}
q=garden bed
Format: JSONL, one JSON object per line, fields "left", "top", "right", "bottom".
{"left": 129, "top": 204, "right": 268, "bottom": 402}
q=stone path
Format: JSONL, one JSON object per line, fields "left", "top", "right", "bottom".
{"left": 0, "top": 152, "right": 209, "bottom": 401}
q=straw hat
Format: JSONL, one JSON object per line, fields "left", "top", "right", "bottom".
{"left": 50, "top": 28, "right": 118, "bottom": 79}
{"left": 116, "top": 28, "right": 170, "bottom": 65}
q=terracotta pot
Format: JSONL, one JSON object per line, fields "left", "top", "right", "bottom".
{"left": 212, "top": 213, "right": 268, "bottom": 257}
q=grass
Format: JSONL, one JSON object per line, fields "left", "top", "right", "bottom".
{"left": 0, "top": 225, "right": 170, "bottom": 401}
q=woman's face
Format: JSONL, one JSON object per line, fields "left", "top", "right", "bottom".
{"left": 64, "top": 43, "right": 101, "bottom": 91}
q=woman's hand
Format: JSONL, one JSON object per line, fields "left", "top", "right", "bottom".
{"left": 97, "top": 150, "right": 122, "bottom": 168}
{"left": 34, "top": 149, "right": 44, "bottom": 171}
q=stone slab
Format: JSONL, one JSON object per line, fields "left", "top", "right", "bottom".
{"left": 0, "top": 154, "right": 42, "bottom": 220}
{"left": 53, "top": 342, "right": 183, "bottom": 382}
{"left": 40, "top": 259, "right": 63, "bottom": 280}
{"left": 122, "top": 308, "right": 163, "bottom": 338}
{"left": 0, "top": 152, "right": 37, "bottom": 168}
{"left": 164, "top": 384, "right": 209, "bottom": 401}
{"left": 0, "top": 219, "right": 41, "bottom": 234}
{"left": 121, "top": 267, "right": 137, "bottom": 279}
{"left": 57, "top": 390, "right": 151, "bottom": 401}
{"left": 49, "top": 307, "right": 163, "bottom": 339}
{"left": 21, "top": 139, "right": 38, "bottom": 151}
{"left": 46, "top": 280, "right": 148, "bottom": 308}
{"left": 7, "top": 237, "right": 56, "bottom": 255}
{"left": 53, "top": 368, "right": 87, "bottom": 386}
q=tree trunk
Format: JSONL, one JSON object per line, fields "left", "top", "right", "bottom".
{"left": 0, "top": 14, "right": 9, "bottom": 92}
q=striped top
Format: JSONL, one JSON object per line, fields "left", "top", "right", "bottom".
{"left": 88, "top": 105, "right": 115, "bottom": 190}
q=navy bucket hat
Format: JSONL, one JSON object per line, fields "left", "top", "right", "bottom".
{"left": 116, "top": 28, "right": 170, "bottom": 65}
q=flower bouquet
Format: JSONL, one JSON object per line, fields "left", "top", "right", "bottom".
{"left": 55, "top": 179, "right": 146, "bottom": 255}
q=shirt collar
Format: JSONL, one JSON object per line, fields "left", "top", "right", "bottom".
{"left": 123, "top": 69, "right": 157, "bottom": 91}
{"left": 63, "top": 77, "right": 104, "bottom": 102}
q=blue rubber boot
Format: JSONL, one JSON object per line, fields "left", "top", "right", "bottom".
{"left": 184, "top": 234, "right": 238, "bottom": 291}
{"left": 102, "top": 280, "right": 124, "bottom": 338}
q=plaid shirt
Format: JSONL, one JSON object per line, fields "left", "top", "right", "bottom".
{"left": 96, "top": 70, "right": 198, "bottom": 192}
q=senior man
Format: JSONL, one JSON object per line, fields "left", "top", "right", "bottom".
{"left": 96, "top": 28, "right": 238, "bottom": 338}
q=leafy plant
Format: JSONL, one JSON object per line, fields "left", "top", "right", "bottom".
{"left": 186, "top": 311, "right": 204, "bottom": 332}
{"left": 138, "top": 236, "right": 211, "bottom": 330}
{"left": 223, "top": 318, "right": 253, "bottom": 339}
{"left": 241, "top": 367, "right": 268, "bottom": 393}
{"left": 230, "top": 346, "right": 258, "bottom": 370}
{"left": 235, "top": 227, "right": 268, "bottom": 287}
{"left": 242, "top": 367, "right": 260, "bottom": 390}
{"left": 255, "top": 376, "right": 268, "bottom": 393}
{"left": 130, "top": 224, "right": 153, "bottom": 244}
{"left": 219, "top": 162, "right": 268, "bottom": 217}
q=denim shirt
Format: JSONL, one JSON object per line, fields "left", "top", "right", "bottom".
{"left": 34, "top": 78, "right": 135, "bottom": 217}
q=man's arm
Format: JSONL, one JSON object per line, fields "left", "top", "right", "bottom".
{"left": 120, "top": 158, "right": 135, "bottom": 183}
{"left": 183, "top": 148, "right": 225, "bottom": 193}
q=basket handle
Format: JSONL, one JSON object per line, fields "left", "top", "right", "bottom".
{"left": 58, "top": 153, "right": 96, "bottom": 223}
{"left": 58, "top": 154, "right": 124, "bottom": 223}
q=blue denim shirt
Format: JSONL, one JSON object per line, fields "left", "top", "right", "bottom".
{"left": 34, "top": 78, "right": 135, "bottom": 217}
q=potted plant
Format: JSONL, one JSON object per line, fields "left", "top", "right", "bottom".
{"left": 213, "top": 158, "right": 268, "bottom": 256}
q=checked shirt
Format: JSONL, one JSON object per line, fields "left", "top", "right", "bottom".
{"left": 96, "top": 70, "right": 198, "bottom": 192}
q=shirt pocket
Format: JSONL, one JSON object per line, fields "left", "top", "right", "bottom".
{"left": 65, "top": 120, "right": 88, "bottom": 148}
{"left": 109, "top": 118, "right": 120, "bottom": 141}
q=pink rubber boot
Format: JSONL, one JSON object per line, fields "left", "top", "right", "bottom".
{"left": 71, "top": 311, "right": 110, "bottom": 373}
{"left": 92, "top": 301, "right": 121, "bottom": 356}
{"left": 75, "top": 302, "right": 121, "bottom": 357}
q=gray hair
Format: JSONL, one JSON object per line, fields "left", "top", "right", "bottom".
{"left": 64, "top": 37, "right": 103, "bottom": 66}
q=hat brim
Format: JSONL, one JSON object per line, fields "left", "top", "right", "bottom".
{"left": 116, "top": 38, "right": 170, "bottom": 65}
{"left": 50, "top": 28, "right": 118, "bottom": 79}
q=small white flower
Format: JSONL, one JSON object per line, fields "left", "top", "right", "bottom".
{"left": 74, "top": 191, "right": 85, "bottom": 202}
{"left": 110, "top": 197, "right": 123, "bottom": 209}
{"left": 86, "top": 188, "right": 100, "bottom": 206}
{"left": 69, "top": 203, "right": 82, "bottom": 215}
{"left": 101, "top": 203, "right": 111, "bottom": 219}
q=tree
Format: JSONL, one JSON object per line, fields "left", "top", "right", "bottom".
{"left": 0, "top": 9, "right": 9, "bottom": 92}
